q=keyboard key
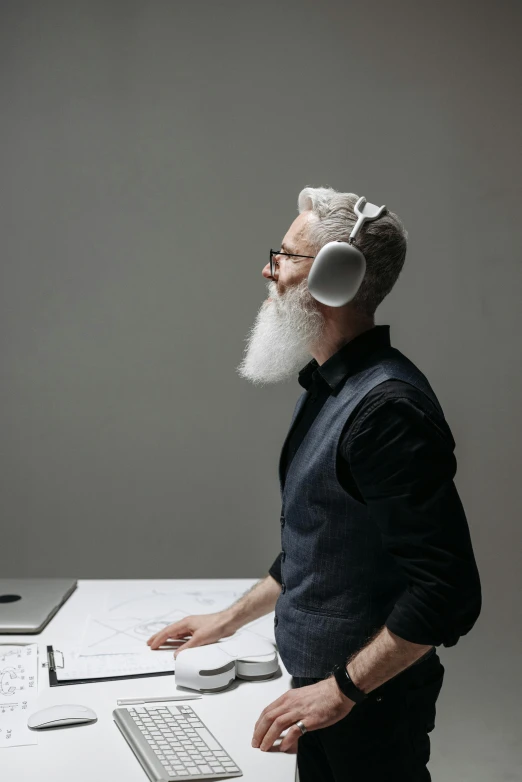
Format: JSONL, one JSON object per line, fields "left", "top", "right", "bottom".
{"left": 194, "top": 727, "right": 220, "bottom": 750}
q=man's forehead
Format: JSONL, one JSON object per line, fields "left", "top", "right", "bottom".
{"left": 282, "top": 212, "right": 314, "bottom": 253}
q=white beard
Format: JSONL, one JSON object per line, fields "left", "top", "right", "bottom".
{"left": 236, "top": 278, "right": 325, "bottom": 385}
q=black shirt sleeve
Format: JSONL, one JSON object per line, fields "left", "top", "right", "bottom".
{"left": 344, "top": 386, "right": 482, "bottom": 647}
{"left": 269, "top": 553, "right": 283, "bottom": 584}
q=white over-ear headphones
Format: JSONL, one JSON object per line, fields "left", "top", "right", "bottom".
{"left": 307, "top": 196, "right": 387, "bottom": 307}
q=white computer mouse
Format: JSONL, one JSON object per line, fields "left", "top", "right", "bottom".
{"left": 27, "top": 704, "right": 97, "bottom": 729}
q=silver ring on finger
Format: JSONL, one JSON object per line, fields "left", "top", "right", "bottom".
{"left": 295, "top": 720, "right": 307, "bottom": 735}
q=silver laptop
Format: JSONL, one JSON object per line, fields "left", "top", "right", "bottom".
{"left": 0, "top": 579, "right": 77, "bottom": 634}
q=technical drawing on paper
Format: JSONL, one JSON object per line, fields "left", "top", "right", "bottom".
{"left": 104, "top": 588, "right": 244, "bottom": 621}
{"left": 0, "top": 645, "right": 36, "bottom": 702}
{"left": 83, "top": 587, "right": 248, "bottom": 655}
{"left": 82, "top": 587, "right": 275, "bottom": 654}
{"left": 80, "top": 610, "right": 190, "bottom": 655}
{"left": 0, "top": 644, "right": 38, "bottom": 748}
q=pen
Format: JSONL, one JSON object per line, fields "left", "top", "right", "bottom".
{"left": 117, "top": 695, "right": 202, "bottom": 705}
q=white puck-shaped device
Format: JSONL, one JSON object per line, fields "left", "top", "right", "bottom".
{"left": 175, "top": 631, "right": 279, "bottom": 692}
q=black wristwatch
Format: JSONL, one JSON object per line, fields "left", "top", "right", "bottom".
{"left": 331, "top": 663, "right": 368, "bottom": 704}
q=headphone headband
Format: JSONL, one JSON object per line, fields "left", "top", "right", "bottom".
{"left": 349, "top": 196, "right": 387, "bottom": 244}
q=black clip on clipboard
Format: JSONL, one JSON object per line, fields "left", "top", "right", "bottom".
{"left": 44, "top": 645, "right": 175, "bottom": 687}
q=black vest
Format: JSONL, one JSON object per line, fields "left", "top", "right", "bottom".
{"left": 274, "top": 346, "right": 443, "bottom": 677}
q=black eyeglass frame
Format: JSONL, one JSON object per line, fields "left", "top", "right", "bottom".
{"left": 269, "top": 248, "right": 315, "bottom": 277}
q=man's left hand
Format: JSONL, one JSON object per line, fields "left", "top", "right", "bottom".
{"left": 252, "top": 676, "right": 355, "bottom": 753}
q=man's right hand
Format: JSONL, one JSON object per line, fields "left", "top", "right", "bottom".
{"left": 146, "top": 612, "right": 235, "bottom": 657}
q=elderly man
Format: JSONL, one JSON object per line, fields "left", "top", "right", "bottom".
{"left": 148, "top": 186, "right": 482, "bottom": 781}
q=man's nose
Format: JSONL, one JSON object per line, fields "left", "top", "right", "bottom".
{"left": 262, "top": 262, "right": 274, "bottom": 280}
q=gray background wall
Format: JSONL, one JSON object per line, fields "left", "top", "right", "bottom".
{"left": 1, "top": 1, "right": 521, "bottom": 778}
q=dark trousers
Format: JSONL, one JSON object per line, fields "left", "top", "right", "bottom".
{"left": 294, "top": 651, "right": 444, "bottom": 782}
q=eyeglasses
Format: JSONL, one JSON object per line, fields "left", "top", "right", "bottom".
{"left": 269, "top": 248, "right": 315, "bottom": 277}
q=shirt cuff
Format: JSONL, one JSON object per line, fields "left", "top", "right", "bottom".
{"left": 268, "top": 553, "right": 283, "bottom": 585}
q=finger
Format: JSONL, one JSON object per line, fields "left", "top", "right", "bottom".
{"left": 253, "top": 705, "right": 289, "bottom": 747}
{"left": 260, "top": 713, "right": 298, "bottom": 752}
{"left": 148, "top": 623, "right": 191, "bottom": 649}
{"left": 266, "top": 726, "right": 295, "bottom": 753}
{"left": 147, "top": 626, "right": 176, "bottom": 646}
{"left": 173, "top": 632, "right": 211, "bottom": 658}
{"left": 147, "top": 626, "right": 179, "bottom": 648}
{"left": 252, "top": 708, "right": 282, "bottom": 747}
{"left": 147, "top": 633, "right": 173, "bottom": 646}
{"left": 149, "top": 623, "right": 190, "bottom": 647}
{"left": 279, "top": 725, "right": 302, "bottom": 753}
{"left": 253, "top": 693, "right": 289, "bottom": 737}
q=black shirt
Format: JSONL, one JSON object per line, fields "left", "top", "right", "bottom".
{"left": 269, "top": 326, "right": 481, "bottom": 648}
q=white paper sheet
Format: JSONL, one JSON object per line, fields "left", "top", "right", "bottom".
{"left": 54, "top": 647, "right": 176, "bottom": 681}
{"left": 0, "top": 644, "right": 38, "bottom": 748}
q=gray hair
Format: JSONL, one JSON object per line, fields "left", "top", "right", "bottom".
{"left": 298, "top": 186, "right": 408, "bottom": 317}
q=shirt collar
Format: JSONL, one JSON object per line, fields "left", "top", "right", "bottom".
{"left": 298, "top": 325, "right": 391, "bottom": 393}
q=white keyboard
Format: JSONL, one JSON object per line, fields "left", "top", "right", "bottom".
{"left": 113, "top": 703, "right": 242, "bottom": 780}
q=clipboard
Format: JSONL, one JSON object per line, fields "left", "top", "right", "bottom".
{"left": 44, "top": 645, "right": 175, "bottom": 687}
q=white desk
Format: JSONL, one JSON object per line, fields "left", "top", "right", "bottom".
{"left": 2, "top": 579, "right": 297, "bottom": 781}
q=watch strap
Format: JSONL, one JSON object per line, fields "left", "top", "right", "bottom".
{"left": 332, "top": 663, "right": 368, "bottom": 704}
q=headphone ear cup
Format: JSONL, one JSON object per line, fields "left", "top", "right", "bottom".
{"left": 307, "top": 241, "right": 366, "bottom": 307}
